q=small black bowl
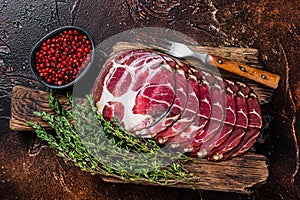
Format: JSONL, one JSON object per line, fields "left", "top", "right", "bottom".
{"left": 30, "top": 26, "right": 95, "bottom": 89}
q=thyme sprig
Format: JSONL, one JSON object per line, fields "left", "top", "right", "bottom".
{"left": 28, "top": 91, "right": 193, "bottom": 185}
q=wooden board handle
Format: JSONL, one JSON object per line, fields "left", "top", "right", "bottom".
{"left": 205, "top": 54, "right": 280, "bottom": 89}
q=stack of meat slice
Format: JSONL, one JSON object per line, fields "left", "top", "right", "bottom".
{"left": 93, "top": 49, "right": 262, "bottom": 161}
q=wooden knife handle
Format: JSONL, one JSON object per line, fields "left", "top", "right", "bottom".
{"left": 205, "top": 54, "right": 280, "bottom": 89}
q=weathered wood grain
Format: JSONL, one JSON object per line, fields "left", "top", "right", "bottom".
{"left": 113, "top": 42, "right": 260, "bottom": 65}
{"left": 9, "top": 86, "right": 70, "bottom": 131}
{"left": 101, "top": 153, "right": 268, "bottom": 194}
{"left": 9, "top": 85, "right": 268, "bottom": 194}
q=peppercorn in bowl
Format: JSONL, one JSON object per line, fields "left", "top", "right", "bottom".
{"left": 30, "top": 26, "right": 95, "bottom": 89}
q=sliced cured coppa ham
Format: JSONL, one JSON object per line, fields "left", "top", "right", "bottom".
{"left": 93, "top": 49, "right": 263, "bottom": 161}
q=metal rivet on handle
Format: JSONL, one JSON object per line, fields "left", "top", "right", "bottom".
{"left": 240, "top": 66, "right": 246, "bottom": 72}
{"left": 261, "top": 74, "right": 266, "bottom": 79}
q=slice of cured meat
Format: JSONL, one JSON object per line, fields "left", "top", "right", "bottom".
{"left": 135, "top": 56, "right": 188, "bottom": 137}
{"left": 154, "top": 60, "right": 199, "bottom": 144}
{"left": 222, "top": 83, "right": 262, "bottom": 159}
{"left": 166, "top": 70, "right": 201, "bottom": 148}
{"left": 193, "top": 79, "right": 237, "bottom": 158}
{"left": 93, "top": 49, "right": 176, "bottom": 136}
{"left": 206, "top": 81, "right": 249, "bottom": 161}
{"left": 168, "top": 68, "right": 212, "bottom": 150}
{"left": 209, "top": 82, "right": 262, "bottom": 160}
{"left": 186, "top": 72, "right": 226, "bottom": 155}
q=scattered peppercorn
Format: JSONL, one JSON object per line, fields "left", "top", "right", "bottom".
{"left": 35, "top": 29, "right": 92, "bottom": 86}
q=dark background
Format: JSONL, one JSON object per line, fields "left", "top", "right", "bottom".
{"left": 1, "top": 0, "right": 300, "bottom": 199}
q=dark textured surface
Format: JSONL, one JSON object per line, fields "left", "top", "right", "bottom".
{"left": 1, "top": 0, "right": 300, "bottom": 199}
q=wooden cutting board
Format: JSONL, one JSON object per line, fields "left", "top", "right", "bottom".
{"left": 10, "top": 45, "right": 271, "bottom": 194}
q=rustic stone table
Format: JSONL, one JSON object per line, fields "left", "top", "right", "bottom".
{"left": 1, "top": 1, "right": 300, "bottom": 199}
